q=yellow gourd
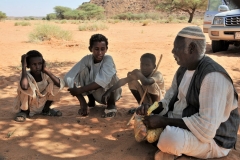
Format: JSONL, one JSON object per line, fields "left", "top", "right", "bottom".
{"left": 134, "top": 101, "right": 163, "bottom": 143}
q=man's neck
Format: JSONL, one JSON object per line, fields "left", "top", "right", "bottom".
{"left": 187, "top": 54, "right": 205, "bottom": 70}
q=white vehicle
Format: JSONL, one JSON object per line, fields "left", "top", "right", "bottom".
{"left": 208, "top": 1, "right": 240, "bottom": 52}
{"left": 203, "top": 0, "right": 228, "bottom": 33}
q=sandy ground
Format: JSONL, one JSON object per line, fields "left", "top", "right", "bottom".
{"left": 0, "top": 20, "right": 239, "bottom": 160}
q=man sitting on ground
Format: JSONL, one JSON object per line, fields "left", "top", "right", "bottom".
{"left": 137, "top": 26, "right": 239, "bottom": 159}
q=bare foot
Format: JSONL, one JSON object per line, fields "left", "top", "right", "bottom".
{"left": 78, "top": 104, "right": 89, "bottom": 116}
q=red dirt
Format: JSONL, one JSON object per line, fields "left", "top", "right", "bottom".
{"left": 0, "top": 20, "right": 239, "bottom": 160}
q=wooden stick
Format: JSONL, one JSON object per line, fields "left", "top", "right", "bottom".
{"left": 127, "top": 54, "right": 163, "bottom": 126}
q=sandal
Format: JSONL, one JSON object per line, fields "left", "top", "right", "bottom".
{"left": 42, "top": 108, "right": 62, "bottom": 116}
{"left": 101, "top": 109, "right": 117, "bottom": 118}
{"left": 15, "top": 112, "right": 27, "bottom": 122}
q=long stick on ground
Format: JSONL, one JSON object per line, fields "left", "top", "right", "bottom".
{"left": 127, "top": 54, "right": 163, "bottom": 126}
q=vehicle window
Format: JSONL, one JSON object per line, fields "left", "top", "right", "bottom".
{"left": 208, "top": 0, "right": 223, "bottom": 11}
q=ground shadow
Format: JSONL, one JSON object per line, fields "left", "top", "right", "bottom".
{"left": 1, "top": 61, "right": 240, "bottom": 160}
{"left": 206, "top": 42, "right": 240, "bottom": 57}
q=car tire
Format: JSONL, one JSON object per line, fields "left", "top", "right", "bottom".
{"left": 212, "top": 40, "right": 222, "bottom": 53}
{"left": 221, "top": 41, "right": 229, "bottom": 51}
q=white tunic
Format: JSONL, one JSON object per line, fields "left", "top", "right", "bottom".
{"left": 159, "top": 70, "right": 238, "bottom": 156}
{"left": 14, "top": 71, "right": 65, "bottom": 116}
{"left": 64, "top": 54, "right": 122, "bottom": 103}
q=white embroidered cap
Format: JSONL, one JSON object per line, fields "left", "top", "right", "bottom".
{"left": 177, "top": 26, "right": 205, "bottom": 40}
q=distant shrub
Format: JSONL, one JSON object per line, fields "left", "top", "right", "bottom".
{"left": 14, "top": 21, "right": 31, "bottom": 26}
{"left": 54, "top": 20, "right": 67, "bottom": 24}
{"left": 178, "top": 16, "right": 187, "bottom": 20}
{"left": 145, "top": 13, "right": 160, "bottom": 20}
{"left": 192, "top": 18, "right": 202, "bottom": 26}
{"left": 78, "top": 23, "right": 108, "bottom": 31}
{"left": 107, "top": 19, "right": 120, "bottom": 24}
{"left": 0, "top": 11, "right": 7, "bottom": 20}
{"left": 46, "top": 13, "right": 57, "bottom": 20}
{"left": 78, "top": 25, "right": 87, "bottom": 31}
{"left": 142, "top": 19, "right": 152, "bottom": 26}
{"left": 113, "top": 12, "right": 133, "bottom": 20}
{"left": 113, "top": 12, "right": 161, "bottom": 21}
{"left": 24, "top": 16, "right": 35, "bottom": 20}
{"left": 70, "top": 20, "right": 80, "bottom": 24}
{"left": 165, "top": 16, "right": 173, "bottom": 23}
{"left": 29, "top": 24, "right": 72, "bottom": 42}
{"left": 60, "top": 20, "right": 67, "bottom": 24}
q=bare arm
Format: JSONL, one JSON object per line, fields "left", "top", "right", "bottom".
{"left": 68, "top": 82, "right": 101, "bottom": 96}
{"left": 143, "top": 115, "right": 189, "bottom": 130}
{"left": 20, "top": 54, "right": 29, "bottom": 90}
{"left": 136, "top": 102, "right": 189, "bottom": 130}
{"left": 107, "top": 77, "right": 131, "bottom": 93}
{"left": 42, "top": 60, "right": 60, "bottom": 87}
{"left": 101, "top": 77, "right": 132, "bottom": 104}
{"left": 130, "top": 69, "right": 155, "bottom": 85}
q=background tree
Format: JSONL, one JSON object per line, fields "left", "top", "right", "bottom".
{"left": 54, "top": 6, "right": 71, "bottom": 19}
{"left": 77, "top": 3, "right": 105, "bottom": 20}
{"left": 46, "top": 13, "right": 57, "bottom": 20}
{"left": 63, "top": 10, "right": 81, "bottom": 20}
{"left": 151, "top": 0, "right": 208, "bottom": 23}
{"left": 0, "top": 11, "right": 7, "bottom": 20}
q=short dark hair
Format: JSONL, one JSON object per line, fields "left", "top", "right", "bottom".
{"left": 140, "top": 53, "right": 156, "bottom": 65}
{"left": 26, "top": 50, "right": 43, "bottom": 68}
{"left": 89, "top": 34, "right": 108, "bottom": 49}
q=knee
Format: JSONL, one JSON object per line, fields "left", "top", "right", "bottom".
{"left": 157, "top": 126, "right": 185, "bottom": 156}
{"left": 128, "top": 80, "right": 135, "bottom": 88}
{"left": 147, "top": 83, "right": 160, "bottom": 95}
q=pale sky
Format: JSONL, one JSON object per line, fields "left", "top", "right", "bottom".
{"left": 0, "top": 0, "right": 90, "bottom": 17}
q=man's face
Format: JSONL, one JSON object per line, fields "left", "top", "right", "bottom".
{"left": 172, "top": 36, "right": 190, "bottom": 67}
{"left": 29, "top": 57, "right": 43, "bottom": 74}
{"left": 140, "top": 57, "right": 155, "bottom": 77}
{"left": 90, "top": 41, "right": 107, "bottom": 63}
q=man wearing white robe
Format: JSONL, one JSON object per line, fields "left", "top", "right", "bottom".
{"left": 64, "top": 54, "right": 121, "bottom": 104}
{"left": 64, "top": 33, "right": 122, "bottom": 117}
{"left": 137, "top": 26, "right": 239, "bottom": 159}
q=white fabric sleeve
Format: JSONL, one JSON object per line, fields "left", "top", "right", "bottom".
{"left": 183, "top": 72, "right": 238, "bottom": 143}
{"left": 95, "top": 55, "right": 117, "bottom": 88}
{"left": 64, "top": 55, "right": 90, "bottom": 88}
{"left": 159, "top": 72, "right": 178, "bottom": 116}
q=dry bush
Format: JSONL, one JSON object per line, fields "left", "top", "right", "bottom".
{"left": 14, "top": 21, "right": 31, "bottom": 26}
{"left": 29, "top": 23, "right": 72, "bottom": 42}
{"left": 78, "top": 23, "right": 109, "bottom": 31}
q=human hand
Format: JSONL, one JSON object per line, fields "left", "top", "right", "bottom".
{"left": 127, "top": 71, "right": 138, "bottom": 80}
{"left": 21, "top": 54, "right": 27, "bottom": 68}
{"left": 131, "top": 69, "right": 141, "bottom": 75}
{"left": 142, "top": 115, "right": 163, "bottom": 129}
{"left": 136, "top": 103, "right": 151, "bottom": 115}
{"left": 42, "top": 59, "right": 47, "bottom": 73}
{"left": 67, "top": 83, "right": 80, "bottom": 96}
{"left": 101, "top": 90, "right": 111, "bottom": 104}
